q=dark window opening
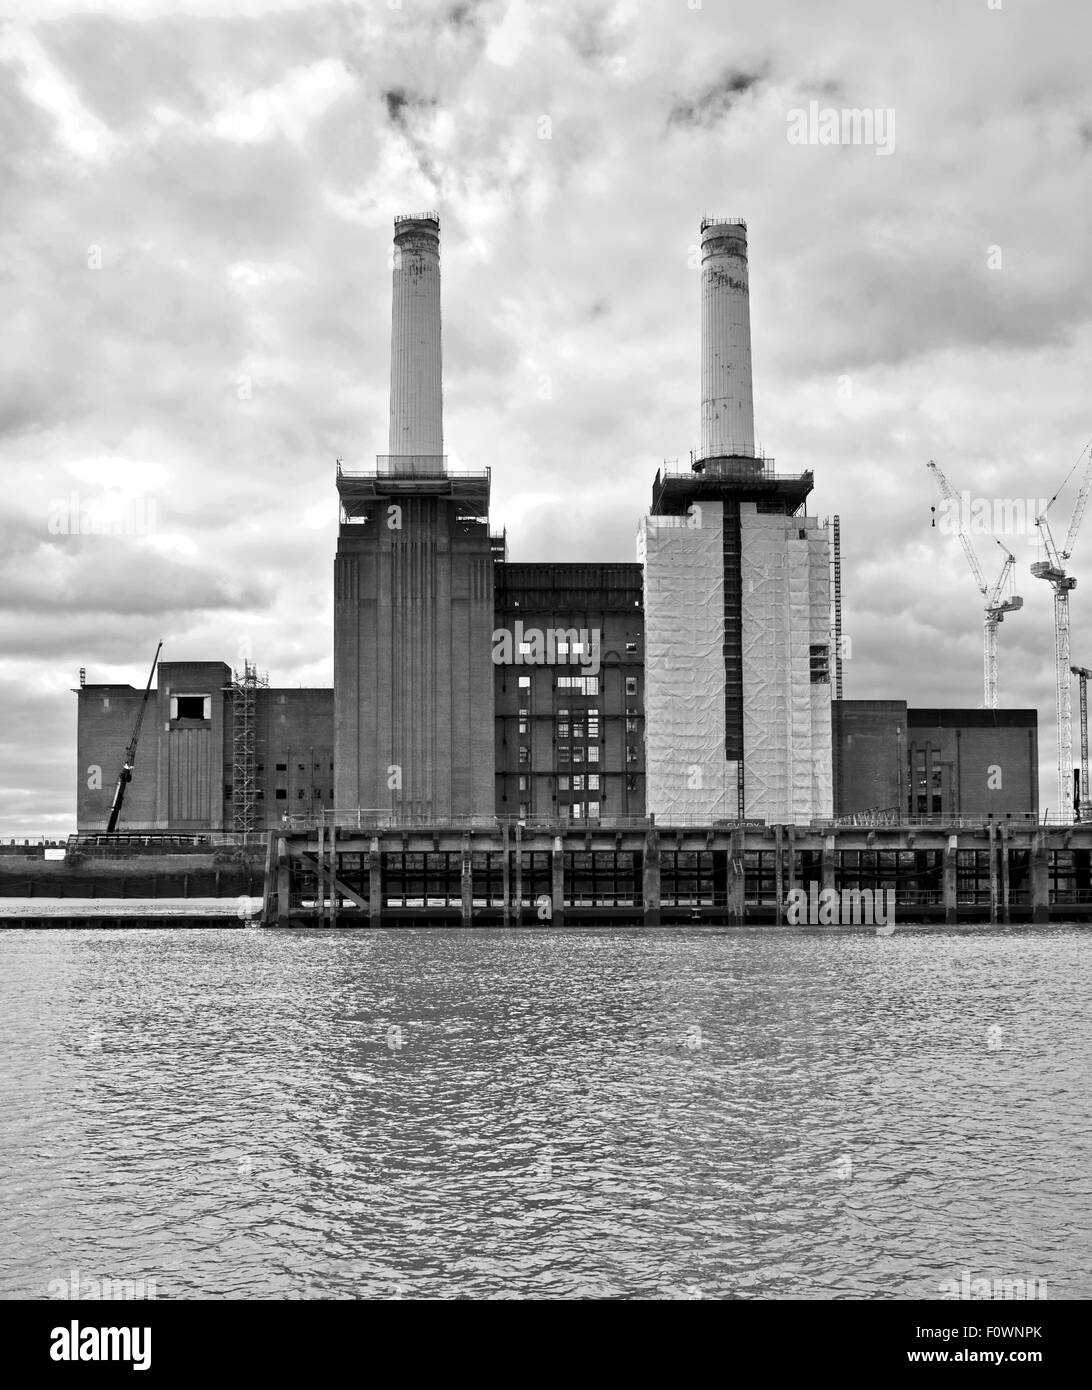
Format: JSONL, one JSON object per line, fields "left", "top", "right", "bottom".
{"left": 175, "top": 695, "right": 206, "bottom": 720}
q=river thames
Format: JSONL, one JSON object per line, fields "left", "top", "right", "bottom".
{"left": 1, "top": 925, "right": 1088, "bottom": 1300}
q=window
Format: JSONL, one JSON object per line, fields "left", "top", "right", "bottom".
{"left": 573, "top": 775, "right": 584, "bottom": 792}
{"left": 518, "top": 775, "right": 528, "bottom": 791}
{"left": 588, "top": 774, "right": 599, "bottom": 791}
{"left": 558, "top": 775, "right": 570, "bottom": 791}
{"left": 588, "top": 800, "right": 600, "bottom": 818}
{"left": 518, "top": 719, "right": 528, "bottom": 735}
{"left": 572, "top": 721, "right": 585, "bottom": 740}
{"left": 275, "top": 789, "right": 287, "bottom": 800}
{"left": 809, "top": 643, "right": 830, "bottom": 683}
{"left": 557, "top": 675, "right": 599, "bottom": 694}
{"left": 626, "top": 640, "right": 637, "bottom": 653}
{"left": 626, "top": 717, "right": 638, "bottom": 732}
{"left": 625, "top": 677, "right": 637, "bottom": 697}
{"left": 587, "top": 745, "right": 599, "bottom": 764}
{"left": 518, "top": 675, "right": 530, "bottom": 689}
{"left": 297, "top": 789, "right": 305, "bottom": 799}
{"left": 518, "top": 803, "right": 528, "bottom": 818}
{"left": 587, "top": 710, "right": 600, "bottom": 738}
{"left": 557, "top": 720, "right": 569, "bottom": 739}
{"left": 518, "top": 746, "right": 529, "bottom": 764}
{"left": 626, "top": 745, "right": 638, "bottom": 762}
{"left": 172, "top": 694, "right": 210, "bottom": 720}
{"left": 276, "top": 763, "right": 287, "bottom": 772}
{"left": 572, "top": 746, "right": 584, "bottom": 763}
{"left": 571, "top": 802, "right": 583, "bottom": 819}
{"left": 558, "top": 747, "right": 570, "bottom": 764}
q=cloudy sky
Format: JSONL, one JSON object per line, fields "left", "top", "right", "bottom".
{"left": 2, "top": 0, "right": 1091, "bottom": 834}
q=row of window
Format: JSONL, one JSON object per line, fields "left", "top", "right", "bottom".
{"left": 225, "top": 787, "right": 332, "bottom": 801}
{"left": 512, "top": 675, "right": 640, "bottom": 696}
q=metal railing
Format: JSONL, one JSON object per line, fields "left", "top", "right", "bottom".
{"left": 700, "top": 216, "right": 746, "bottom": 231}
{"left": 282, "top": 811, "right": 766, "bottom": 833}
{"left": 69, "top": 831, "right": 268, "bottom": 849}
{"left": 337, "top": 459, "right": 491, "bottom": 480}
{"left": 1, "top": 835, "right": 71, "bottom": 847}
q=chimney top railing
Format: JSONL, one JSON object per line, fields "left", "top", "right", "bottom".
{"left": 700, "top": 216, "right": 747, "bottom": 232}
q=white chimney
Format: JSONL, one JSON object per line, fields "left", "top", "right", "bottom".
{"left": 700, "top": 218, "right": 755, "bottom": 459}
{"left": 388, "top": 212, "right": 443, "bottom": 468}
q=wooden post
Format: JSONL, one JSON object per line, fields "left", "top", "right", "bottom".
{"left": 461, "top": 836, "right": 473, "bottom": 928}
{"left": 276, "top": 837, "right": 290, "bottom": 927}
{"left": 369, "top": 835, "right": 382, "bottom": 928}
{"left": 261, "top": 831, "right": 276, "bottom": 925}
{"left": 551, "top": 835, "right": 565, "bottom": 928}
{"left": 1000, "top": 821, "right": 1010, "bottom": 925}
{"left": 944, "top": 834, "right": 958, "bottom": 925}
{"left": 514, "top": 822, "right": 523, "bottom": 928}
{"left": 821, "top": 834, "right": 836, "bottom": 893}
{"left": 316, "top": 823, "right": 324, "bottom": 925}
{"left": 1031, "top": 830, "right": 1050, "bottom": 925}
{"left": 501, "top": 823, "right": 511, "bottom": 929}
{"left": 329, "top": 823, "right": 338, "bottom": 929}
{"left": 728, "top": 828, "right": 746, "bottom": 926}
{"left": 642, "top": 825, "right": 660, "bottom": 927}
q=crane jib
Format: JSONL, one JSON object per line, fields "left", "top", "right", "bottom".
{"left": 104, "top": 641, "right": 163, "bottom": 835}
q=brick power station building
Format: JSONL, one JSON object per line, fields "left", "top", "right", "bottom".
{"left": 74, "top": 215, "right": 1038, "bottom": 834}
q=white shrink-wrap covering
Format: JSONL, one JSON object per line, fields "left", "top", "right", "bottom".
{"left": 639, "top": 503, "right": 731, "bottom": 820}
{"left": 740, "top": 507, "right": 833, "bottom": 821}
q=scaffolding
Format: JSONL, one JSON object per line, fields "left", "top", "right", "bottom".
{"left": 828, "top": 515, "right": 844, "bottom": 700}
{"left": 231, "top": 660, "right": 268, "bottom": 833}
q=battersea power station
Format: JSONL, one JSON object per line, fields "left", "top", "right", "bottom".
{"left": 74, "top": 214, "right": 1058, "bottom": 927}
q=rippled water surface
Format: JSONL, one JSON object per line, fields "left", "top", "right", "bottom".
{"left": 1, "top": 925, "right": 1089, "bottom": 1300}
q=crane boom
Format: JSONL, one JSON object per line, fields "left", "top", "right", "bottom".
{"left": 1062, "top": 445, "right": 1092, "bottom": 559}
{"left": 105, "top": 641, "right": 163, "bottom": 834}
{"left": 929, "top": 460, "right": 989, "bottom": 591}
{"left": 928, "top": 460, "right": 1021, "bottom": 707}
{"left": 985, "top": 543, "right": 1015, "bottom": 610}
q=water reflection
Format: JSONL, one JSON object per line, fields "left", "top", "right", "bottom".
{"left": 0, "top": 926, "right": 1088, "bottom": 1300}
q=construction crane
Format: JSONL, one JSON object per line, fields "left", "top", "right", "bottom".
{"left": 1032, "top": 443, "right": 1092, "bottom": 823}
{"left": 927, "top": 460, "right": 1023, "bottom": 709}
{"left": 105, "top": 641, "right": 163, "bottom": 834}
{"left": 1070, "top": 665, "right": 1092, "bottom": 822}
